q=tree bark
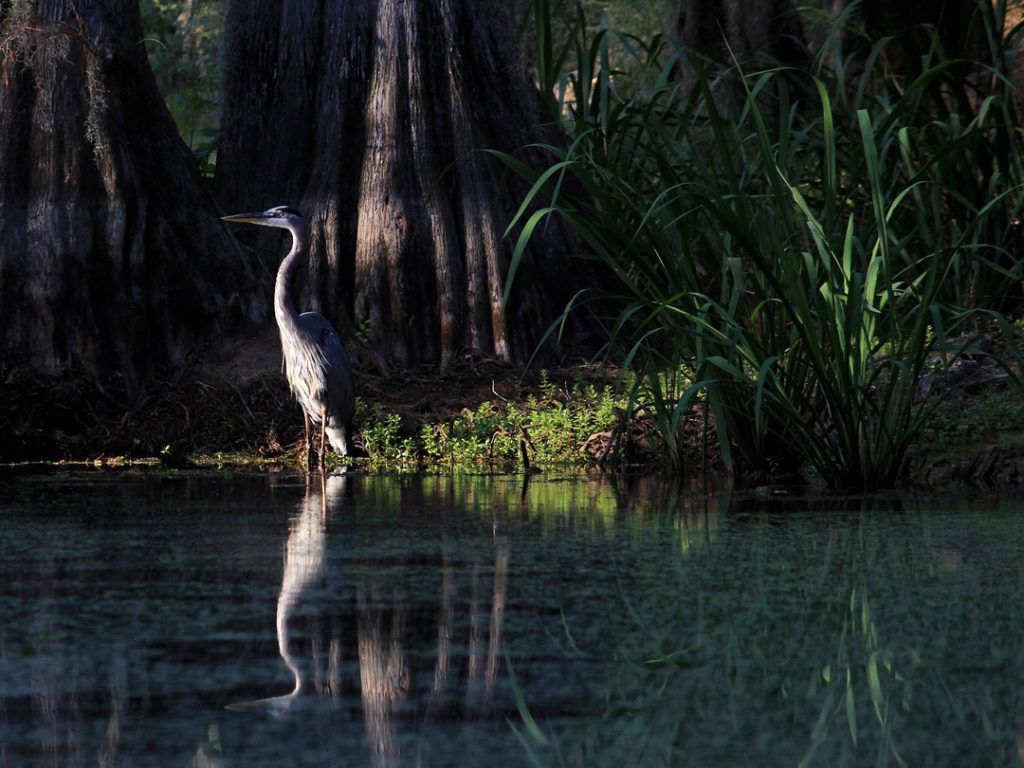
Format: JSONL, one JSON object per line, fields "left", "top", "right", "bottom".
{"left": 856, "top": 1, "right": 976, "bottom": 62}
{"left": 675, "top": 0, "right": 807, "bottom": 66}
{"left": 216, "top": 0, "right": 577, "bottom": 369}
{"left": 0, "top": 0, "right": 250, "bottom": 395}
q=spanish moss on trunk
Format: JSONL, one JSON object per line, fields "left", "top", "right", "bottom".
{"left": 217, "top": 0, "right": 578, "bottom": 369}
{"left": 0, "top": 0, "right": 250, "bottom": 395}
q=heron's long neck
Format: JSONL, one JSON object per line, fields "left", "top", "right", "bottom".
{"left": 275, "top": 225, "right": 307, "bottom": 337}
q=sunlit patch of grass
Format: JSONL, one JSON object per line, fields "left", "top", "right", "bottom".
{"left": 88, "top": 456, "right": 161, "bottom": 469}
{"left": 191, "top": 452, "right": 280, "bottom": 468}
{"left": 418, "top": 380, "right": 632, "bottom": 471}
{"left": 359, "top": 404, "right": 420, "bottom": 470}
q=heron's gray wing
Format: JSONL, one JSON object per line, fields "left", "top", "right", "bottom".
{"left": 297, "top": 312, "right": 355, "bottom": 425}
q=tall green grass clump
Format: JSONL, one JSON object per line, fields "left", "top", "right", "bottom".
{"left": 503, "top": 0, "right": 1024, "bottom": 489}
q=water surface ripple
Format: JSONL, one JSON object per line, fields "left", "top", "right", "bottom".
{"left": 1, "top": 472, "right": 1023, "bottom": 766}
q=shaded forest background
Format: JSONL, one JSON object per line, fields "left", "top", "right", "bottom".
{"left": 4, "top": 0, "right": 1024, "bottom": 486}
{"left": 0, "top": 0, "right": 672, "bottom": 460}
{"left": 140, "top": 0, "right": 667, "bottom": 175}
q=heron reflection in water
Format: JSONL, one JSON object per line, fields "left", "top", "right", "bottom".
{"left": 227, "top": 474, "right": 346, "bottom": 715}
{"left": 225, "top": 476, "right": 510, "bottom": 767}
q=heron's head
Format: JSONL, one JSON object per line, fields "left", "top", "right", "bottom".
{"left": 222, "top": 205, "right": 304, "bottom": 230}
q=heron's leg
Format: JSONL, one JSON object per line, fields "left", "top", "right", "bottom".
{"left": 304, "top": 412, "right": 313, "bottom": 474}
{"left": 319, "top": 404, "right": 328, "bottom": 473}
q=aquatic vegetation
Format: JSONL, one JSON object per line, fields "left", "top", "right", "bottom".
{"left": 503, "top": 0, "right": 1024, "bottom": 489}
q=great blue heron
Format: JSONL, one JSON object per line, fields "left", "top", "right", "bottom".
{"left": 222, "top": 206, "right": 355, "bottom": 472}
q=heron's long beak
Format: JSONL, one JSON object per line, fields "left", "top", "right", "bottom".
{"left": 221, "top": 211, "right": 272, "bottom": 225}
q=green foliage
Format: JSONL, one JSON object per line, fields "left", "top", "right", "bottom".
{"left": 421, "top": 402, "right": 522, "bottom": 469}
{"left": 920, "top": 387, "right": 1024, "bottom": 451}
{"left": 323, "top": 380, "right": 629, "bottom": 471}
{"left": 141, "top": 0, "right": 224, "bottom": 176}
{"left": 420, "top": 378, "right": 626, "bottom": 469}
{"left": 502, "top": 0, "right": 1024, "bottom": 489}
{"left": 522, "top": 0, "right": 669, "bottom": 115}
{"left": 358, "top": 402, "right": 418, "bottom": 469}
{"left": 529, "top": 377, "right": 621, "bottom": 462}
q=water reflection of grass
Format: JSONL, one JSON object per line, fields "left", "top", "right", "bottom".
{"left": 351, "top": 472, "right": 723, "bottom": 544}
{"left": 515, "top": 503, "right": 1024, "bottom": 766}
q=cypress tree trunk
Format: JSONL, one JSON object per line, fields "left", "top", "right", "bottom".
{"left": 217, "top": 0, "right": 577, "bottom": 369}
{"left": 0, "top": 0, "right": 249, "bottom": 395}
{"left": 675, "top": 0, "right": 806, "bottom": 65}
{"left": 857, "top": 1, "right": 975, "bottom": 62}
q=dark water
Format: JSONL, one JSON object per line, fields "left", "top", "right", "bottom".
{"left": 1, "top": 472, "right": 1024, "bottom": 767}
